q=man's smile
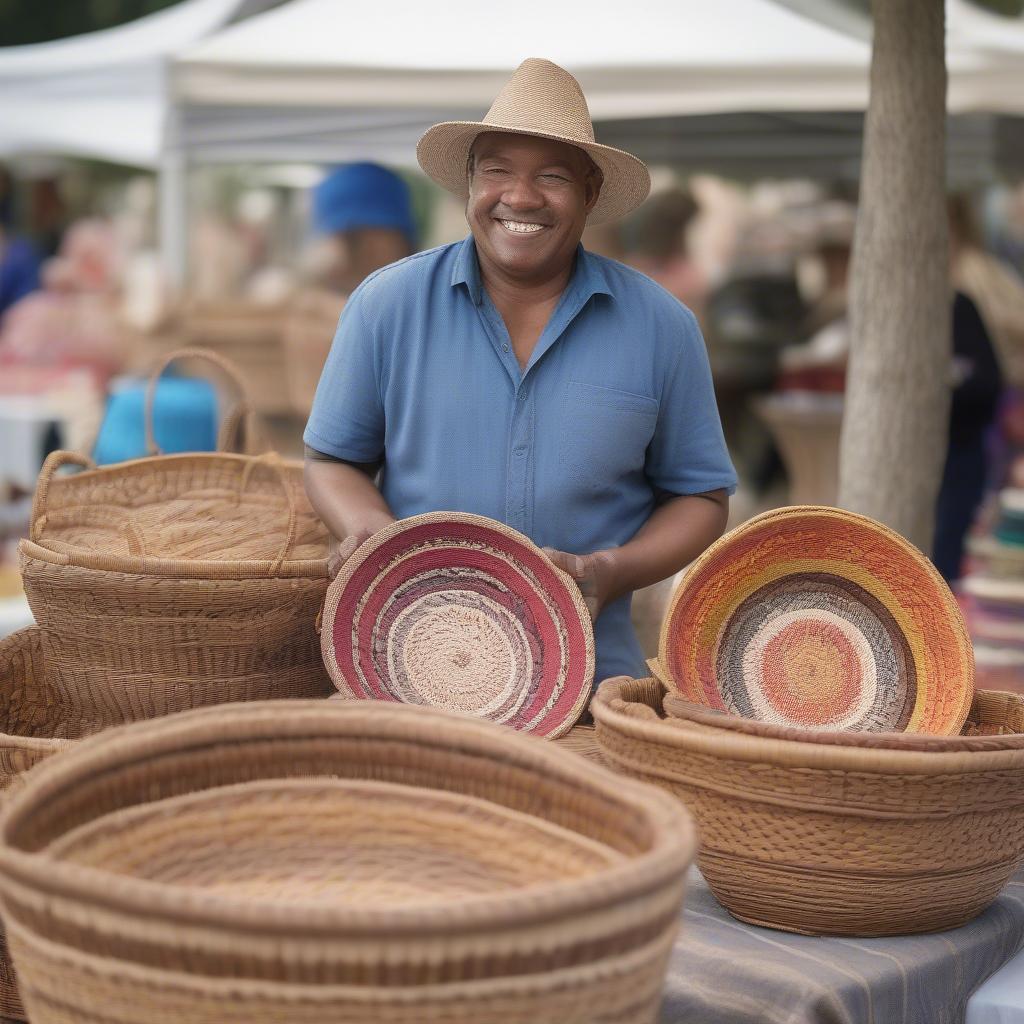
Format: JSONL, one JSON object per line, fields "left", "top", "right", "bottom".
{"left": 496, "top": 218, "right": 548, "bottom": 235}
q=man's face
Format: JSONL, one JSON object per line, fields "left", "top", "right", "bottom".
{"left": 466, "top": 132, "right": 602, "bottom": 284}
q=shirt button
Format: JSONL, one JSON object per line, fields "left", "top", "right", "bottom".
{"left": 520, "top": 393, "right": 527, "bottom": 402}
{"left": 515, "top": 448, "right": 525, "bottom": 456}
{"left": 502, "top": 344, "right": 509, "bottom": 352}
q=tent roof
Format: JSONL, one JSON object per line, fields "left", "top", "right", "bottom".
{"left": 0, "top": 0, "right": 267, "bottom": 167}
{"left": 168, "top": 0, "right": 1024, "bottom": 173}
{"left": 175, "top": 0, "right": 873, "bottom": 117}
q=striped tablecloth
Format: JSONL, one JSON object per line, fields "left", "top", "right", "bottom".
{"left": 663, "top": 865, "right": 1024, "bottom": 1024}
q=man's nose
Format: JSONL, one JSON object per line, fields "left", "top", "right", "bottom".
{"left": 501, "top": 173, "right": 545, "bottom": 210}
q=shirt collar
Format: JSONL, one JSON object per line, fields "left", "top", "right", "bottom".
{"left": 450, "top": 235, "right": 615, "bottom": 307}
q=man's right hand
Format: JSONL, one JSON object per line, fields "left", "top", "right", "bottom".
{"left": 327, "top": 531, "right": 378, "bottom": 580}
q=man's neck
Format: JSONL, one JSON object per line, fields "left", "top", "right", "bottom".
{"left": 478, "top": 255, "right": 575, "bottom": 318}
{"left": 477, "top": 251, "right": 577, "bottom": 370}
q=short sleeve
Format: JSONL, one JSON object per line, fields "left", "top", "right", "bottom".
{"left": 302, "top": 286, "right": 385, "bottom": 462}
{"left": 646, "top": 307, "right": 737, "bottom": 496}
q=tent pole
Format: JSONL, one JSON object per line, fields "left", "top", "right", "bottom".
{"left": 158, "top": 72, "right": 188, "bottom": 294}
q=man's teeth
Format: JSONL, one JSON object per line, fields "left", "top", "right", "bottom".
{"left": 500, "top": 220, "right": 544, "bottom": 234}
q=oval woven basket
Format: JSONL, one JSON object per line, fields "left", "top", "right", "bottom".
{"left": 656, "top": 505, "right": 974, "bottom": 735}
{"left": 0, "top": 700, "right": 695, "bottom": 1023}
{"left": 0, "top": 627, "right": 104, "bottom": 1021}
{"left": 593, "top": 676, "right": 1024, "bottom": 937}
{"left": 322, "top": 512, "right": 594, "bottom": 738}
{"left": 20, "top": 448, "right": 332, "bottom": 724}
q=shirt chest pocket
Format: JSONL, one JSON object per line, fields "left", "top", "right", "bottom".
{"left": 557, "top": 381, "right": 660, "bottom": 495}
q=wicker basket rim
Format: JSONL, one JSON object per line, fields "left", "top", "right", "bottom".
{"left": 322, "top": 511, "right": 595, "bottom": 738}
{"left": 26, "top": 451, "right": 328, "bottom": 577}
{"left": 0, "top": 699, "right": 695, "bottom": 937}
{"left": 20, "top": 538, "right": 329, "bottom": 579}
{"left": 592, "top": 677, "right": 1024, "bottom": 775}
{"left": 656, "top": 504, "right": 975, "bottom": 732}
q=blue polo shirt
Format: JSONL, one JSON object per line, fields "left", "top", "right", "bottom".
{"left": 305, "top": 236, "right": 736, "bottom": 685}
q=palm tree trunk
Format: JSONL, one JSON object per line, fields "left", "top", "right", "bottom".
{"left": 838, "top": 0, "right": 950, "bottom": 552}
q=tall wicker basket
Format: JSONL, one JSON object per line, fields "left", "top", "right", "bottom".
{"left": 0, "top": 700, "right": 697, "bottom": 1024}
{"left": 20, "top": 448, "right": 332, "bottom": 725}
{"left": 594, "top": 676, "right": 1024, "bottom": 937}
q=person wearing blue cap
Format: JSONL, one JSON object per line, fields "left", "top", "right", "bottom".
{"left": 311, "top": 162, "right": 417, "bottom": 294}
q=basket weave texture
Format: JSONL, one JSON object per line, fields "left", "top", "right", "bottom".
{"left": 20, "top": 448, "right": 332, "bottom": 724}
{"left": 594, "top": 676, "right": 1024, "bottom": 937}
{"left": 656, "top": 505, "right": 974, "bottom": 735}
{"left": 323, "top": 512, "right": 595, "bottom": 738}
{"left": 0, "top": 627, "right": 101, "bottom": 1021}
{"left": 0, "top": 700, "right": 695, "bottom": 1024}
{"left": 282, "top": 288, "right": 345, "bottom": 417}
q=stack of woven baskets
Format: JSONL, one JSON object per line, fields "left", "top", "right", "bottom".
{"left": 0, "top": 700, "right": 697, "bottom": 1024}
{"left": 592, "top": 505, "right": 1024, "bottom": 937}
{"left": 0, "top": 350, "right": 333, "bottom": 1017}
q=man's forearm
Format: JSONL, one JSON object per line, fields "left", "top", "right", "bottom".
{"left": 600, "top": 491, "right": 729, "bottom": 604}
{"left": 303, "top": 450, "right": 395, "bottom": 541}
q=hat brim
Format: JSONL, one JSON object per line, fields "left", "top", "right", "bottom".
{"left": 416, "top": 121, "right": 650, "bottom": 225}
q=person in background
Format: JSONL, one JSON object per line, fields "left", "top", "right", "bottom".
{"left": 285, "top": 164, "right": 418, "bottom": 416}
{"left": 0, "top": 224, "right": 41, "bottom": 321}
{"left": 310, "top": 162, "right": 417, "bottom": 295}
{"left": 933, "top": 291, "right": 1003, "bottom": 583}
{"left": 620, "top": 188, "right": 708, "bottom": 325}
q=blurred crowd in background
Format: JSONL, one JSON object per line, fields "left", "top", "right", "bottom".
{"left": 2, "top": 154, "right": 1024, "bottom": 603}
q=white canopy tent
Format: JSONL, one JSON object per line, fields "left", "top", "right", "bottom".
{"left": 163, "top": 0, "right": 1024, "bottom": 280}
{"left": 0, "top": 0, "right": 274, "bottom": 168}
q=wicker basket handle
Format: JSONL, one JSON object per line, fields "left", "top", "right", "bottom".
{"left": 238, "top": 453, "right": 299, "bottom": 575}
{"left": 30, "top": 451, "right": 96, "bottom": 542}
{"left": 145, "top": 347, "right": 259, "bottom": 456}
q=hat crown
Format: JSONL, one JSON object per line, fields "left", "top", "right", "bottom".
{"left": 483, "top": 58, "right": 595, "bottom": 145}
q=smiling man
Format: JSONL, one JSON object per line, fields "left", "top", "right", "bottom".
{"left": 303, "top": 58, "right": 737, "bottom": 688}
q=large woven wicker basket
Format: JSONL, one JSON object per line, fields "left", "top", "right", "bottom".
{"left": 0, "top": 627, "right": 102, "bottom": 1021}
{"left": 282, "top": 288, "right": 345, "bottom": 417}
{"left": 0, "top": 700, "right": 696, "bottom": 1024}
{"left": 593, "top": 676, "right": 1024, "bottom": 937}
{"left": 19, "top": 449, "right": 332, "bottom": 724}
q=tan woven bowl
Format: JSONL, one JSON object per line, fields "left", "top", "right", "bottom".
{"left": 20, "top": 449, "right": 332, "bottom": 724}
{"left": 0, "top": 700, "right": 696, "bottom": 1023}
{"left": 0, "top": 627, "right": 103, "bottom": 1021}
{"left": 593, "top": 676, "right": 1024, "bottom": 937}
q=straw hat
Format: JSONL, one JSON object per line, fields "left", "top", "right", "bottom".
{"left": 417, "top": 58, "right": 650, "bottom": 225}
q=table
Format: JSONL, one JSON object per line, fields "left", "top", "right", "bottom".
{"left": 663, "top": 865, "right": 1024, "bottom": 1023}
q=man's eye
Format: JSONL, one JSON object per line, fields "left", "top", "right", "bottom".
{"left": 541, "top": 174, "right": 568, "bottom": 183}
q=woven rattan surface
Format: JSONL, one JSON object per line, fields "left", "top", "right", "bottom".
{"left": 20, "top": 450, "right": 331, "bottom": 724}
{"left": 46, "top": 777, "right": 626, "bottom": 901}
{"left": 0, "top": 627, "right": 97, "bottom": 1022}
{"left": 5, "top": 915, "right": 673, "bottom": 1024}
{"left": 322, "top": 512, "right": 595, "bottom": 738}
{"left": 657, "top": 505, "right": 974, "bottom": 735}
{"left": 593, "top": 676, "right": 1024, "bottom": 937}
{"left": 0, "top": 699, "right": 694, "bottom": 1015}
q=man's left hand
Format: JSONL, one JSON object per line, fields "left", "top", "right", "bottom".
{"left": 542, "top": 547, "right": 617, "bottom": 622}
